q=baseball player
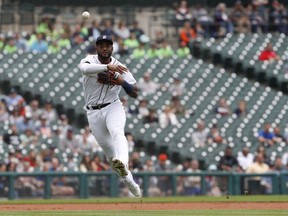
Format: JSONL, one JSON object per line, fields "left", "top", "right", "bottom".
{"left": 78, "top": 35, "right": 141, "bottom": 197}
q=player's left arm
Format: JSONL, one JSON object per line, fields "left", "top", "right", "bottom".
{"left": 112, "top": 71, "right": 138, "bottom": 98}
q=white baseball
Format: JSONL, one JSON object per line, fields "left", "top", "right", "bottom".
{"left": 82, "top": 11, "right": 90, "bottom": 19}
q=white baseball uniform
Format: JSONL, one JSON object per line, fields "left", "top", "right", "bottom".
{"left": 78, "top": 54, "right": 136, "bottom": 171}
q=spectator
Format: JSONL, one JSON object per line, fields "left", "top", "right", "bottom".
{"left": 159, "top": 106, "right": 179, "bottom": 128}
{"left": 270, "top": 0, "right": 288, "bottom": 34}
{"left": 3, "top": 38, "right": 17, "bottom": 54}
{"left": 256, "top": 145, "right": 271, "bottom": 166}
{"left": 207, "top": 124, "right": 225, "bottom": 144}
{"left": 117, "top": 41, "right": 129, "bottom": 57}
{"left": 77, "top": 126, "right": 100, "bottom": 153}
{"left": 230, "top": 1, "right": 251, "bottom": 33}
{"left": 88, "top": 20, "right": 101, "bottom": 40}
{"left": 79, "top": 154, "right": 92, "bottom": 172}
{"left": 130, "top": 21, "right": 145, "bottom": 39}
{"left": 14, "top": 32, "right": 28, "bottom": 52}
{"left": 146, "top": 43, "right": 160, "bottom": 58}
{"left": 179, "top": 21, "right": 196, "bottom": 47}
{"left": 191, "top": 121, "right": 208, "bottom": 148}
{"left": 101, "top": 19, "right": 114, "bottom": 36}
{"left": 155, "top": 153, "right": 172, "bottom": 196}
{"left": 281, "top": 151, "right": 288, "bottom": 167}
{"left": 0, "top": 34, "right": 5, "bottom": 50}
{"left": 143, "top": 108, "right": 159, "bottom": 125}
{"left": 90, "top": 155, "right": 110, "bottom": 172}
{"left": 214, "top": 3, "right": 234, "bottom": 37}
{"left": 132, "top": 43, "right": 146, "bottom": 59}
{"left": 169, "top": 78, "right": 186, "bottom": 96}
{"left": 113, "top": 20, "right": 130, "bottom": 40}
{"left": 194, "top": 22, "right": 207, "bottom": 39}
{"left": 25, "top": 99, "right": 42, "bottom": 122}
{"left": 129, "top": 152, "right": 143, "bottom": 172}
{"left": 273, "top": 126, "right": 285, "bottom": 143}
{"left": 246, "top": 153, "right": 271, "bottom": 194}
{"left": 237, "top": 147, "right": 254, "bottom": 171}
{"left": 6, "top": 88, "right": 25, "bottom": 109}
{"left": 58, "top": 33, "right": 71, "bottom": 49}
{"left": 154, "top": 30, "right": 165, "bottom": 47}
{"left": 258, "top": 123, "right": 275, "bottom": 146}
{"left": 41, "top": 99, "right": 58, "bottom": 124}
{"left": 206, "top": 164, "right": 222, "bottom": 196}
{"left": 125, "top": 132, "right": 135, "bottom": 153}
{"left": 3, "top": 124, "right": 21, "bottom": 146}
{"left": 183, "top": 159, "right": 201, "bottom": 195}
{"left": 48, "top": 41, "right": 60, "bottom": 54}
{"left": 214, "top": 98, "right": 231, "bottom": 116}
{"left": 234, "top": 100, "right": 248, "bottom": 117}
{"left": 19, "top": 128, "right": 38, "bottom": 147}
{"left": 175, "top": 0, "right": 192, "bottom": 27}
{"left": 35, "top": 115, "right": 52, "bottom": 138}
{"left": 272, "top": 156, "right": 285, "bottom": 172}
{"left": 218, "top": 147, "right": 240, "bottom": 172}
{"left": 124, "top": 32, "right": 139, "bottom": 49}
{"left": 176, "top": 41, "right": 190, "bottom": 58}
{"left": 137, "top": 99, "right": 150, "bottom": 117}
{"left": 158, "top": 40, "right": 174, "bottom": 58}
{"left": 59, "top": 127, "right": 81, "bottom": 153}
{"left": 138, "top": 72, "right": 160, "bottom": 95}
{"left": 258, "top": 42, "right": 280, "bottom": 62}
{"left": 72, "top": 25, "right": 86, "bottom": 46}
{"left": 192, "top": 4, "right": 212, "bottom": 30}
{"left": 16, "top": 113, "right": 35, "bottom": 134}
{"left": 143, "top": 159, "right": 161, "bottom": 196}
{"left": 168, "top": 96, "right": 186, "bottom": 115}
{"left": 29, "top": 33, "right": 48, "bottom": 53}
{"left": 249, "top": 3, "right": 268, "bottom": 33}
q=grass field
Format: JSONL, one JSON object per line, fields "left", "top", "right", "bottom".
{"left": 0, "top": 196, "right": 287, "bottom": 216}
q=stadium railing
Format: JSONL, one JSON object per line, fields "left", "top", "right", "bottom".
{"left": 0, "top": 171, "right": 287, "bottom": 199}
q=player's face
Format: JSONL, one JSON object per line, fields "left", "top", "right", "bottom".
{"left": 96, "top": 41, "right": 113, "bottom": 59}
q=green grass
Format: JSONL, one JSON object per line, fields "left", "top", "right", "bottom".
{"left": 0, "top": 210, "right": 287, "bottom": 216}
{"left": 0, "top": 195, "right": 288, "bottom": 204}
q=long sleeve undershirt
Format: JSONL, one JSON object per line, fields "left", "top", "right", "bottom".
{"left": 78, "top": 62, "right": 108, "bottom": 76}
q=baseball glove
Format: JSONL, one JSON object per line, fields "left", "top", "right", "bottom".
{"left": 97, "top": 71, "right": 121, "bottom": 85}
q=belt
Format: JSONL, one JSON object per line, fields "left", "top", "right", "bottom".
{"left": 86, "top": 103, "right": 111, "bottom": 110}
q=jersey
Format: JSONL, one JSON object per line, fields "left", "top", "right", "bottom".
{"left": 78, "top": 55, "right": 136, "bottom": 106}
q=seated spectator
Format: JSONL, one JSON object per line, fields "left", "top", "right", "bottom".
{"left": 146, "top": 43, "right": 160, "bottom": 58}
{"left": 270, "top": 0, "right": 288, "bottom": 34}
{"left": 113, "top": 20, "right": 130, "bottom": 40}
{"left": 194, "top": 22, "right": 207, "bottom": 39}
{"left": 25, "top": 99, "right": 42, "bottom": 122}
{"left": 237, "top": 147, "right": 254, "bottom": 171}
{"left": 77, "top": 126, "right": 100, "bottom": 153}
{"left": 125, "top": 132, "right": 135, "bottom": 153}
{"left": 138, "top": 72, "right": 160, "bottom": 95}
{"left": 35, "top": 115, "right": 52, "bottom": 138}
{"left": 214, "top": 3, "right": 234, "bottom": 37}
{"left": 272, "top": 156, "right": 285, "bottom": 172}
{"left": 281, "top": 151, "right": 288, "bottom": 167}
{"left": 48, "top": 41, "right": 60, "bottom": 54}
{"left": 101, "top": 19, "right": 114, "bottom": 36}
{"left": 16, "top": 113, "right": 35, "bottom": 134}
{"left": 273, "top": 126, "right": 285, "bottom": 143}
{"left": 218, "top": 147, "right": 240, "bottom": 172}
{"left": 59, "top": 127, "right": 82, "bottom": 153}
{"left": 256, "top": 145, "right": 271, "bottom": 165}
{"left": 155, "top": 153, "right": 172, "bottom": 196}
{"left": 79, "top": 154, "right": 92, "bottom": 172}
{"left": 124, "top": 32, "right": 139, "bottom": 49}
{"left": 3, "top": 124, "right": 21, "bottom": 146}
{"left": 214, "top": 98, "right": 231, "bottom": 116}
{"left": 176, "top": 41, "right": 190, "bottom": 58}
{"left": 159, "top": 106, "right": 179, "bottom": 128}
{"left": 191, "top": 121, "right": 208, "bottom": 148}
{"left": 179, "top": 21, "right": 196, "bottom": 47}
{"left": 58, "top": 33, "right": 71, "bottom": 49}
{"left": 207, "top": 124, "right": 225, "bottom": 144}
{"left": 258, "top": 123, "right": 275, "bottom": 146}
{"left": 249, "top": 3, "right": 268, "bottom": 33}
{"left": 116, "top": 38, "right": 129, "bottom": 56}
{"left": 6, "top": 88, "right": 25, "bottom": 109}
{"left": 175, "top": 0, "right": 192, "bottom": 27}
{"left": 169, "top": 78, "right": 186, "bottom": 96}
{"left": 41, "top": 98, "right": 58, "bottom": 124}
{"left": 14, "top": 32, "right": 28, "bottom": 52}
{"left": 258, "top": 43, "right": 280, "bottom": 62}
{"left": 168, "top": 96, "right": 186, "bottom": 115}
{"left": 3, "top": 38, "right": 17, "bottom": 54}
{"left": 234, "top": 100, "right": 248, "bottom": 117}
{"left": 192, "top": 4, "right": 212, "bottom": 28}
{"left": 132, "top": 43, "right": 146, "bottom": 59}
{"left": 19, "top": 128, "right": 38, "bottom": 147}
{"left": 158, "top": 40, "right": 174, "bottom": 58}
{"left": 129, "top": 21, "right": 144, "bottom": 39}
{"left": 230, "top": 1, "right": 251, "bottom": 33}
{"left": 90, "top": 155, "right": 110, "bottom": 172}
{"left": 246, "top": 153, "right": 271, "bottom": 194}
{"left": 143, "top": 108, "right": 159, "bottom": 125}
{"left": 137, "top": 99, "right": 150, "bottom": 117}
{"left": 29, "top": 33, "right": 48, "bottom": 53}
{"left": 183, "top": 160, "right": 201, "bottom": 195}
{"left": 88, "top": 20, "right": 101, "bottom": 40}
